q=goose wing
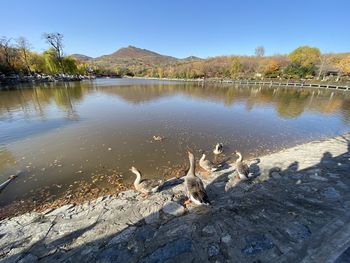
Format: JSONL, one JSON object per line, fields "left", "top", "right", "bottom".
{"left": 236, "top": 162, "right": 249, "bottom": 177}
{"left": 139, "top": 179, "right": 161, "bottom": 192}
{"left": 200, "top": 159, "right": 217, "bottom": 172}
{"left": 186, "top": 176, "right": 210, "bottom": 205}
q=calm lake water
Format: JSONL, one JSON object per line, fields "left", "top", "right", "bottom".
{"left": 1, "top": 78, "right": 350, "bottom": 207}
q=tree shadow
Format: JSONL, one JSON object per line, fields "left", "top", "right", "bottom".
{"left": 2, "top": 136, "right": 350, "bottom": 262}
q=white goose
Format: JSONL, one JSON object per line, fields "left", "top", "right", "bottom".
{"left": 213, "top": 143, "right": 223, "bottom": 155}
{"left": 152, "top": 135, "right": 164, "bottom": 141}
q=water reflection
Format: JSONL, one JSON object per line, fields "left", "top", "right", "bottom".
{"left": 101, "top": 83, "right": 350, "bottom": 121}
{"left": 1, "top": 81, "right": 350, "bottom": 122}
{"left": 0, "top": 147, "right": 16, "bottom": 175}
{"left": 0, "top": 82, "right": 87, "bottom": 121}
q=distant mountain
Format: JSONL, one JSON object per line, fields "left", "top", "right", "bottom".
{"left": 182, "top": 56, "right": 202, "bottom": 61}
{"left": 71, "top": 54, "right": 93, "bottom": 62}
{"left": 92, "top": 45, "right": 179, "bottom": 69}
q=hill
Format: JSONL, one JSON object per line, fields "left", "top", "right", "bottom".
{"left": 181, "top": 56, "right": 202, "bottom": 61}
{"left": 71, "top": 54, "right": 93, "bottom": 62}
{"left": 92, "top": 45, "right": 179, "bottom": 70}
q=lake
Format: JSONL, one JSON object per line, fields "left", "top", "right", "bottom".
{"left": 1, "top": 78, "right": 350, "bottom": 213}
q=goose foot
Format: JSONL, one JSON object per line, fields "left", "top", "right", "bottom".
{"left": 141, "top": 193, "right": 149, "bottom": 198}
{"left": 203, "top": 171, "right": 211, "bottom": 176}
{"left": 184, "top": 199, "right": 192, "bottom": 206}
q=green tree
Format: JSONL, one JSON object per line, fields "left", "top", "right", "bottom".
{"left": 283, "top": 62, "right": 315, "bottom": 78}
{"left": 42, "top": 32, "right": 65, "bottom": 73}
{"left": 29, "top": 52, "right": 46, "bottom": 73}
{"left": 230, "top": 57, "right": 241, "bottom": 78}
{"left": 43, "top": 48, "right": 60, "bottom": 74}
{"left": 62, "top": 56, "right": 78, "bottom": 74}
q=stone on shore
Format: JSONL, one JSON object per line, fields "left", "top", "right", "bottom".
{"left": 162, "top": 201, "right": 185, "bottom": 216}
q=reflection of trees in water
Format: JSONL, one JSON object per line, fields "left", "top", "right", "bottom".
{"left": 103, "top": 83, "right": 350, "bottom": 121}
{"left": 274, "top": 90, "right": 311, "bottom": 118}
{"left": 0, "top": 147, "right": 16, "bottom": 174}
{"left": 340, "top": 98, "right": 350, "bottom": 124}
{"left": 1, "top": 82, "right": 350, "bottom": 122}
{"left": 53, "top": 83, "right": 84, "bottom": 119}
{"left": 0, "top": 82, "right": 87, "bottom": 120}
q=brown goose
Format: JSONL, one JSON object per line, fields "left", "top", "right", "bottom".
{"left": 130, "top": 166, "right": 162, "bottom": 196}
{"left": 234, "top": 151, "right": 252, "bottom": 180}
{"left": 184, "top": 151, "right": 210, "bottom": 205}
{"left": 199, "top": 154, "right": 218, "bottom": 173}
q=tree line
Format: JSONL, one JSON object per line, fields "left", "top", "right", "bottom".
{"left": 1, "top": 33, "right": 349, "bottom": 82}
{"left": 122, "top": 46, "right": 350, "bottom": 81}
{"left": 0, "top": 33, "right": 92, "bottom": 76}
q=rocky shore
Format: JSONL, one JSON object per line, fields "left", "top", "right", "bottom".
{"left": 1, "top": 134, "right": 350, "bottom": 262}
{"left": 0, "top": 74, "right": 95, "bottom": 88}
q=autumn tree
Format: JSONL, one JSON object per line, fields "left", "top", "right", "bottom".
{"left": 157, "top": 67, "right": 164, "bottom": 78}
{"left": 316, "top": 54, "right": 332, "bottom": 80}
{"left": 16, "top": 37, "right": 32, "bottom": 73}
{"left": 335, "top": 55, "right": 350, "bottom": 76}
{"left": 255, "top": 46, "right": 265, "bottom": 57}
{"left": 261, "top": 59, "right": 280, "bottom": 77}
{"left": 0, "top": 37, "right": 18, "bottom": 72}
{"left": 42, "top": 32, "right": 65, "bottom": 73}
{"left": 240, "top": 57, "right": 259, "bottom": 77}
{"left": 288, "top": 46, "right": 320, "bottom": 68}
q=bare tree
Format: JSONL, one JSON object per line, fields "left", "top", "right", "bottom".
{"left": 42, "top": 32, "right": 65, "bottom": 73}
{"left": 255, "top": 46, "right": 265, "bottom": 57}
{"left": 316, "top": 54, "right": 331, "bottom": 80}
{"left": 16, "top": 37, "right": 32, "bottom": 73}
{"left": 0, "top": 37, "right": 18, "bottom": 72}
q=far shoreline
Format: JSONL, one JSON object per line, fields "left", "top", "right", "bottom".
{"left": 1, "top": 75, "right": 349, "bottom": 92}
{"left": 127, "top": 76, "right": 350, "bottom": 91}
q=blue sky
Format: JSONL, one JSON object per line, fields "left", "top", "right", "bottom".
{"left": 0, "top": 0, "right": 349, "bottom": 58}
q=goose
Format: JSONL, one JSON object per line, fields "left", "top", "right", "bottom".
{"left": 234, "top": 151, "right": 252, "bottom": 180}
{"left": 199, "top": 154, "right": 218, "bottom": 173}
{"left": 213, "top": 143, "right": 223, "bottom": 155}
{"left": 184, "top": 151, "right": 210, "bottom": 205}
{"left": 129, "top": 166, "right": 162, "bottom": 196}
{"left": 152, "top": 135, "right": 164, "bottom": 141}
